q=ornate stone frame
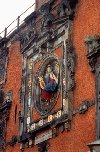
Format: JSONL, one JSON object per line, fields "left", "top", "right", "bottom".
{"left": 19, "top": 36, "right": 76, "bottom": 146}
{"left": 18, "top": 0, "right": 78, "bottom": 150}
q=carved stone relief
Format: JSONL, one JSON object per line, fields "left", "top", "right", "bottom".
{"left": 18, "top": 0, "right": 78, "bottom": 149}
{"left": 40, "top": 3, "right": 54, "bottom": 30}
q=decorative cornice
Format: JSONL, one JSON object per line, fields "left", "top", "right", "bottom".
{"left": 17, "top": 0, "right": 78, "bottom": 52}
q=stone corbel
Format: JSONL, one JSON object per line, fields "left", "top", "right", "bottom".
{"left": 0, "top": 90, "right": 12, "bottom": 151}
{"left": 84, "top": 35, "right": 100, "bottom": 72}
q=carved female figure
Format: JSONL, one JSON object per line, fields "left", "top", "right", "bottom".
{"left": 38, "top": 64, "right": 58, "bottom": 101}
{"left": 35, "top": 56, "right": 60, "bottom": 115}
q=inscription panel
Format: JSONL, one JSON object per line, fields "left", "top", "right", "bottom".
{"left": 35, "top": 130, "right": 52, "bottom": 145}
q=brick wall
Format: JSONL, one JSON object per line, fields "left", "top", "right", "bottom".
{"left": 5, "top": 41, "right": 22, "bottom": 152}
{"left": 5, "top": 0, "right": 100, "bottom": 151}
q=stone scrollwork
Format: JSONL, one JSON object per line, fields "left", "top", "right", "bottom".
{"left": 40, "top": 3, "right": 54, "bottom": 30}
{"left": 73, "top": 100, "right": 95, "bottom": 115}
{"left": 85, "top": 35, "right": 100, "bottom": 54}
{"left": 18, "top": 27, "right": 38, "bottom": 47}
{"left": 56, "top": 0, "right": 78, "bottom": 20}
